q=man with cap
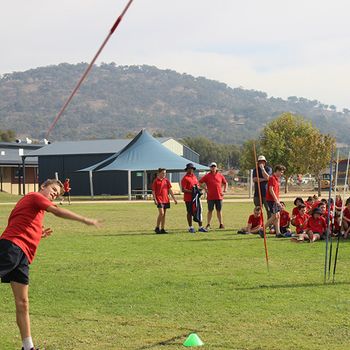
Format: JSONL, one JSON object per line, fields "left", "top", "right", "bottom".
{"left": 253, "top": 155, "right": 273, "bottom": 219}
{"left": 181, "top": 163, "right": 208, "bottom": 233}
{"left": 199, "top": 162, "right": 228, "bottom": 230}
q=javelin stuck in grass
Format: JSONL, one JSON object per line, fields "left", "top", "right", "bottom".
{"left": 253, "top": 143, "right": 269, "bottom": 271}
{"left": 324, "top": 148, "right": 333, "bottom": 283}
{"left": 333, "top": 150, "right": 350, "bottom": 283}
{"left": 46, "top": 0, "right": 134, "bottom": 139}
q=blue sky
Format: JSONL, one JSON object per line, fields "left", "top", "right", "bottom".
{"left": 1, "top": 0, "right": 349, "bottom": 109}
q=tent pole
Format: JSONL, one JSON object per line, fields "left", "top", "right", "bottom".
{"left": 143, "top": 170, "right": 147, "bottom": 199}
{"left": 89, "top": 170, "right": 94, "bottom": 199}
{"left": 128, "top": 170, "right": 132, "bottom": 200}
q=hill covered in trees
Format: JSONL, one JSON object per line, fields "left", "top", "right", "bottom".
{"left": 0, "top": 62, "right": 349, "bottom": 144}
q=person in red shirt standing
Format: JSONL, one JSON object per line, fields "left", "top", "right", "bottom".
{"left": 265, "top": 164, "right": 286, "bottom": 238}
{"left": 199, "top": 162, "right": 228, "bottom": 230}
{"left": 0, "top": 179, "right": 100, "bottom": 350}
{"left": 152, "top": 168, "right": 178, "bottom": 234}
{"left": 237, "top": 206, "right": 263, "bottom": 236}
{"left": 181, "top": 163, "right": 207, "bottom": 233}
{"left": 60, "top": 177, "right": 71, "bottom": 205}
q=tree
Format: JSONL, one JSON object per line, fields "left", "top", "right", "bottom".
{"left": 260, "top": 113, "right": 335, "bottom": 192}
{"left": 0, "top": 129, "right": 16, "bottom": 142}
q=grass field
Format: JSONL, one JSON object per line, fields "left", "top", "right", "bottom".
{"left": 1, "top": 201, "right": 350, "bottom": 349}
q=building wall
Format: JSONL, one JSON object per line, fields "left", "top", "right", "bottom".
{"left": 38, "top": 154, "right": 143, "bottom": 196}
{"left": 0, "top": 166, "right": 37, "bottom": 195}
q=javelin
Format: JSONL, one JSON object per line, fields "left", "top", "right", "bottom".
{"left": 328, "top": 149, "right": 339, "bottom": 279}
{"left": 333, "top": 150, "right": 350, "bottom": 283}
{"left": 253, "top": 143, "right": 269, "bottom": 271}
{"left": 324, "top": 147, "right": 333, "bottom": 283}
{"left": 46, "top": 0, "right": 134, "bottom": 139}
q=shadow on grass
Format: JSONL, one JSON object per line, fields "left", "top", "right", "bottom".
{"left": 135, "top": 332, "right": 192, "bottom": 349}
{"left": 233, "top": 280, "right": 350, "bottom": 291}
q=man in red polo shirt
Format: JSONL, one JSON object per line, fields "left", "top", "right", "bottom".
{"left": 181, "top": 163, "right": 207, "bottom": 233}
{"left": 0, "top": 179, "right": 100, "bottom": 350}
{"left": 199, "top": 162, "right": 228, "bottom": 230}
{"left": 265, "top": 164, "right": 286, "bottom": 237}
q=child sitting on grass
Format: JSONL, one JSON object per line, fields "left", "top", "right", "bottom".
{"left": 305, "top": 207, "right": 327, "bottom": 242}
{"left": 238, "top": 206, "right": 263, "bottom": 235}
{"left": 291, "top": 204, "right": 309, "bottom": 239}
{"left": 279, "top": 201, "right": 292, "bottom": 237}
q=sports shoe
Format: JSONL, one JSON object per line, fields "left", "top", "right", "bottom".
{"left": 219, "top": 224, "right": 225, "bottom": 229}
{"left": 188, "top": 227, "right": 195, "bottom": 233}
{"left": 154, "top": 227, "right": 160, "bottom": 234}
{"left": 258, "top": 229, "right": 264, "bottom": 238}
{"left": 199, "top": 227, "right": 208, "bottom": 232}
{"left": 276, "top": 233, "right": 283, "bottom": 238}
{"left": 160, "top": 229, "right": 168, "bottom": 234}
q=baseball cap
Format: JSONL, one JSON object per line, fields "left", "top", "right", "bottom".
{"left": 258, "top": 155, "right": 266, "bottom": 162}
{"left": 185, "top": 163, "right": 196, "bottom": 171}
{"left": 209, "top": 162, "right": 217, "bottom": 167}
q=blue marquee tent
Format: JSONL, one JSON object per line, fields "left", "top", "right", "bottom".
{"left": 78, "top": 129, "right": 208, "bottom": 199}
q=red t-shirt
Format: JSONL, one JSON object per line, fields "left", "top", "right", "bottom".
{"left": 307, "top": 216, "right": 327, "bottom": 234}
{"left": 152, "top": 177, "right": 171, "bottom": 204}
{"left": 343, "top": 207, "right": 350, "bottom": 220}
{"left": 265, "top": 174, "right": 280, "bottom": 202}
{"left": 293, "top": 213, "right": 310, "bottom": 234}
{"left": 64, "top": 180, "right": 70, "bottom": 193}
{"left": 280, "top": 210, "right": 290, "bottom": 227}
{"left": 0, "top": 192, "right": 54, "bottom": 263}
{"left": 181, "top": 173, "right": 199, "bottom": 202}
{"left": 248, "top": 214, "right": 262, "bottom": 229}
{"left": 199, "top": 172, "right": 227, "bottom": 200}
{"left": 292, "top": 207, "right": 299, "bottom": 217}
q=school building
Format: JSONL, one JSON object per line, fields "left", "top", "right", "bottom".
{"left": 25, "top": 130, "right": 203, "bottom": 196}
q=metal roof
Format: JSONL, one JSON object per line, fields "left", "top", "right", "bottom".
{"left": 0, "top": 148, "right": 38, "bottom": 165}
{"left": 25, "top": 136, "right": 197, "bottom": 157}
{"left": 26, "top": 139, "right": 131, "bottom": 157}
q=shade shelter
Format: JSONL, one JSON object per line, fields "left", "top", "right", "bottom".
{"left": 79, "top": 129, "right": 208, "bottom": 199}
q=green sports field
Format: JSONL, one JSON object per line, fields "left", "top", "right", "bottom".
{"left": 1, "top": 201, "right": 350, "bottom": 349}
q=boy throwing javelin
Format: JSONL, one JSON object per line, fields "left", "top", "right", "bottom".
{"left": 0, "top": 179, "right": 100, "bottom": 350}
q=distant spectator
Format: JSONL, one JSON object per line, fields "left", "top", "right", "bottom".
{"left": 60, "top": 178, "right": 71, "bottom": 205}
{"left": 199, "top": 162, "right": 228, "bottom": 230}
{"left": 265, "top": 164, "right": 286, "bottom": 238}
{"left": 181, "top": 163, "right": 207, "bottom": 233}
{"left": 252, "top": 155, "right": 272, "bottom": 219}
{"left": 152, "top": 168, "right": 178, "bottom": 234}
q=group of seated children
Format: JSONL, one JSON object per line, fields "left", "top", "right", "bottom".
{"left": 239, "top": 194, "right": 350, "bottom": 242}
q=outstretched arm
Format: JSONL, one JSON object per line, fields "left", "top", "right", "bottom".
{"left": 46, "top": 205, "right": 101, "bottom": 226}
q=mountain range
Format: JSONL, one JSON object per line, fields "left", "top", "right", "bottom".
{"left": 0, "top": 62, "right": 349, "bottom": 144}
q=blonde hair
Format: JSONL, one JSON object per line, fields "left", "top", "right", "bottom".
{"left": 41, "top": 179, "right": 64, "bottom": 195}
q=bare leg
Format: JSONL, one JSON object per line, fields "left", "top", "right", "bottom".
{"left": 156, "top": 208, "right": 164, "bottom": 228}
{"left": 187, "top": 212, "right": 192, "bottom": 227}
{"left": 207, "top": 210, "right": 213, "bottom": 227}
{"left": 161, "top": 208, "right": 167, "bottom": 229}
{"left": 216, "top": 210, "right": 223, "bottom": 225}
{"left": 11, "top": 282, "right": 31, "bottom": 341}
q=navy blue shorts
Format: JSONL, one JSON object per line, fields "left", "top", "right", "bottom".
{"left": 157, "top": 203, "right": 170, "bottom": 209}
{"left": 208, "top": 200, "right": 223, "bottom": 211}
{"left": 267, "top": 201, "right": 281, "bottom": 214}
{"left": 0, "top": 239, "right": 29, "bottom": 285}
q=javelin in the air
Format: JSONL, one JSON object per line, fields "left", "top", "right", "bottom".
{"left": 46, "top": 0, "right": 134, "bottom": 139}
